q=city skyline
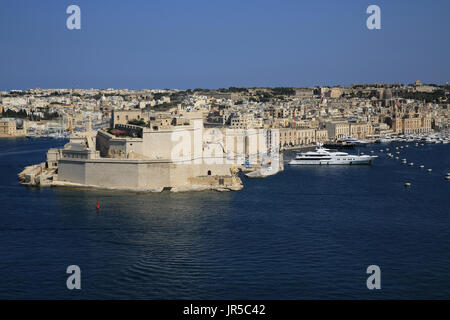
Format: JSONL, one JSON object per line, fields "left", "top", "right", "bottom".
{"left": 1, "top": 0, "right": 449, "bottom": 91}
{"left": 2, "top": 81, "right": 450, "bottom": 92}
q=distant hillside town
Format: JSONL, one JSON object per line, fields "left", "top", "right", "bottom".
{"left": 1, "top": 81, "right": 448, "bottom": 146}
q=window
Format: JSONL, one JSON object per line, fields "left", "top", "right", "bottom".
{"left": 207, "top": 170, "right": 211, "bottom": 176}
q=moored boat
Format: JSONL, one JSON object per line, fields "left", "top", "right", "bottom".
{"left": 289, "top": 144, "right": 377, "bottom": 165}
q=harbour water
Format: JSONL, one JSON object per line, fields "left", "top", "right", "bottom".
{"left": 0, "top": 138, "right": 449, "bottom": 299}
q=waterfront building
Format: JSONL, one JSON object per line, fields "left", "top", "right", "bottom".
{"left": 349, "top": 122, "right": 373, "bottom": 139}
{"left": 325, "top": 121, "right": 350, "bottom": 139}
{"left": 296, "top": 128, "right": 316, "bottom": 145}
{"left": 392, "top": 115, "right": 432, "bottom": 134}
{"left": 279, "top": 127, "right": 327, "bottom": 148}
{"left": 0, "top": 118, "right": 26, "bottom": 137}
{"left": 315, "top": 129, "right": 329, "bottom": 143}
{"left": 279, "top": 128, "right": 296, "bottom": 147}
{"left": 390, "top": 105, "right": 433, "bottom": 134}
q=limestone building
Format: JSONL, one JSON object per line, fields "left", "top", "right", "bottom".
{"left": 325, "top": 121, "right": 350, "bottom": 139}
{"left": 22, "top": 115, "right": 280, "bottom": 192}
{"left": 0, "top": 118, "right": 26, "bottom": 137}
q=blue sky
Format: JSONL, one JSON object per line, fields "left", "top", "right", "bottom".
{"left": 0, "top": 0, "right": 449, "bottom": 90}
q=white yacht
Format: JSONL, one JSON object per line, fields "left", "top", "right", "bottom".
{"left": 338, "top": 136, "right": 369, "bottom": 146}
{"left": 289, "top": 144, "right": 377, "bottom": 165}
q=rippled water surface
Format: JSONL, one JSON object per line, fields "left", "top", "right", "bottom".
{"left": 1, "top": 138, "right": 449, "bottom": 299}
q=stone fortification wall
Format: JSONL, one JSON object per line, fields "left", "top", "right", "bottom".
{"left": 57, "top": 158, "right": 236, "bottom": 191}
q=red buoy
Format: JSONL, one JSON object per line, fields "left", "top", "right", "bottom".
{"left": 96, "top": 200, "right": 100, "bottom": 211}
